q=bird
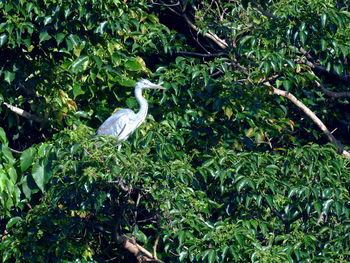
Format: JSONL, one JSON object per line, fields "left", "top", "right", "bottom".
{"left": 96, "top": 79, "right": 165, "bottom": 150}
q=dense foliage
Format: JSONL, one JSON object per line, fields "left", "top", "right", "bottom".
{"left": 1, "top": 0, "right": 350, "bottom": 262}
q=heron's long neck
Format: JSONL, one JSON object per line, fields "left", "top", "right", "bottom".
{"left": 135, "top": 87, "right": 148, "bottom": 124}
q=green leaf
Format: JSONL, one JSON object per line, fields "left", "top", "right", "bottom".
{"left": 285, "top": 59, "right": 295, "bottom": 69}
{"left": 0, "top": 127, "right": 8, "bottom": 144}
{"left": 20, "top": 147, "right": 36, "bottom": 172}
{"left": 71, "top": 56, "right": 89, "bottom": 73}
{"left": 6, "top": 216, "right": 22, "bottom": 229}
{"left": 93, "top": 55, "right": 103, "bottom": 68}
{"left": 96, "top": 21, "right": 108, "bottom": 34}
{"left": 73, "top": 83, "right": 85, "bottom": 98}
{"left": 22, "top": 174, "right": 38, "bottom": 199}
{"left": 44, "top": 16, "right": 53, "bottom": 26}
{"left": 333, "top": 64, "right": 343, "bottom": 76}
{"left": 299, "top": 31, "right": 306, "bottom": 45}
{"left": 7, "top": 166, "right": 17, "bottom": 183}
{"left": 283, "top": 80, "right": 292, "bottom": 91}
{"left": 203, "top": 159, "right": 214, "bottom": 168}
{"left": 124, "top": 58, "right": 143, "bottom": 71}
{"left": 208, "top": 250, "right": 216, "bottom": 263}
{"left": 264, "top": 61, "right": 271, "bottom": 74}
{"left": 31, "top": 160, "right": 52, "bottom": 192}
{"left": 237, "top": 178, "right": 249, "bottom": 192}
{"left": 4, "top": 71, "right": 15, "bottom": 84}
{"left": 179, "top": 251, "right": 188, "bottom": 261}
{"left": 265, "top": 195, "right": 273, "bottom": 207}
{"left": 0, "top": 34, "right": 8, "bottom": 47}
{"left": 32, "top": 161, "right": 45, "bottom": 192}
{"left": 322, "top": 199, "right": 334, "bottom": 215}
{"left": 2, "top": 146, "right": 14, "bottom": 164}
{"left": 39, "top": 30, "right": 52, "bottom": 43}
{"left": 321, "top": 39, "right": 327, "bottom": 51}
{"left": 55, "top": 33, "right": 65, "bottom": 45}
{"left": 134, "top": 227, "right": 148, "bottom": 244}
{"left": 314, "top": 201, "right": 322, "bottom": 215}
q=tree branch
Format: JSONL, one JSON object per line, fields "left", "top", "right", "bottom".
{"left": 268, "top": 85, "right": 350, "bottom": 157}
{"left": 298, "top": 48, "right": 350, "bottom": 85}
{"left": 177, "top": 51, "right": 228, "bottom": 58}
{"left": 307, "top": 70, "right": 350, "bottom": 98}
{"left": 3, "top": 102, "right": 43, "bottom": 122}
{"left": 153, "top": 235, "right": 160, "bottom": 260}
{"left": 115, "top": 234, "right": 164, "bottom": 263}
{"left": 250, "top": 0, "right": 278, "bottom": 19}
{"left": 182, "top": 13, "right": 229, "bottom": 49}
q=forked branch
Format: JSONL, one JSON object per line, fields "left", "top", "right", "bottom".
{"left": 115, "top": 234, "right": 164, "bottom": 263}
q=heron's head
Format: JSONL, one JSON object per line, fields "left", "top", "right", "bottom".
{"left": 136, "top": 79, "right": 165, "bottom": 90}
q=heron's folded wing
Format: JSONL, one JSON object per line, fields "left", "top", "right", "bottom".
{"left": 96, "top": 109, "right": 134, "bottom": 141}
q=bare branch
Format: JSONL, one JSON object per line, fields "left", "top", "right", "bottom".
{"left": 9, "top": 147, "right": 23, "bottom": 154}
{"left": 108, "top": 178, "right": 131, "bottom": 192}
{"left": 153, "top": 235, "right": 160, "bottom": 260}
{"left": 182, "top": 13, "right": 229, "bottom": 49}
{"left": 115, "top": 234, "right": 164, "bottom": 263}
{"left": 3, "top": 102, "right": 43, "bottom": 123}
{"left": 268, "top": 85, "right": 350, "bottom": 157}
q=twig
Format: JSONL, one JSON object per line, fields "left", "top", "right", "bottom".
{"left": 178, "top": 51, "right": 228, "bottom": 57}
{"left": 153, "top": 235, "right": 160, "bottom": 260}
{"left": 317, "top": 211, "right": 325, "bottom": 224}
{"left": 3, "top": 102, "right": 42, "bottom": 122}
{"left": 9, "top": 147, "right": 23, "bottom": 154}
{"left": 151, "top": 0, "right": 180, "bottom": 7}
{"left": 268, "top": 84, "right": 350, "bottom": 157}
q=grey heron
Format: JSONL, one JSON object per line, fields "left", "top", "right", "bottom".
{"left": 96, "top": 79, "right": 165, "bottom": 150}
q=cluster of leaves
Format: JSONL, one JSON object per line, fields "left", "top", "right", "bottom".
{"left": 1, "top": 123, "right": 349, "bottom": 262}
{"left": 1, "top": 0, "right": 350, "bottom": 262}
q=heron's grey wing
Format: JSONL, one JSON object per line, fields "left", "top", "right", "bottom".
{"left": 96, "top": 109, "right": 135, "bottom": 141}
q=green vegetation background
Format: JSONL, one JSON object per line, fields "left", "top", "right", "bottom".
{"left": 0, "top": 0, "right": 349, "bottom": 262}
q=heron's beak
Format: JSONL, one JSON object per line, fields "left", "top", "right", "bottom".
{"left": 151, "top": 84, "right": 165, "bottom": 90}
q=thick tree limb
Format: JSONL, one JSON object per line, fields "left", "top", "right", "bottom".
{"left": 3, "top": 102, "right": 42, "bottom": 122}
{"left": 319, "top": 87, "right": 350, "bottom": 98}
{"left": 269, "top": 86, "right": 350, "bottom": 157}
